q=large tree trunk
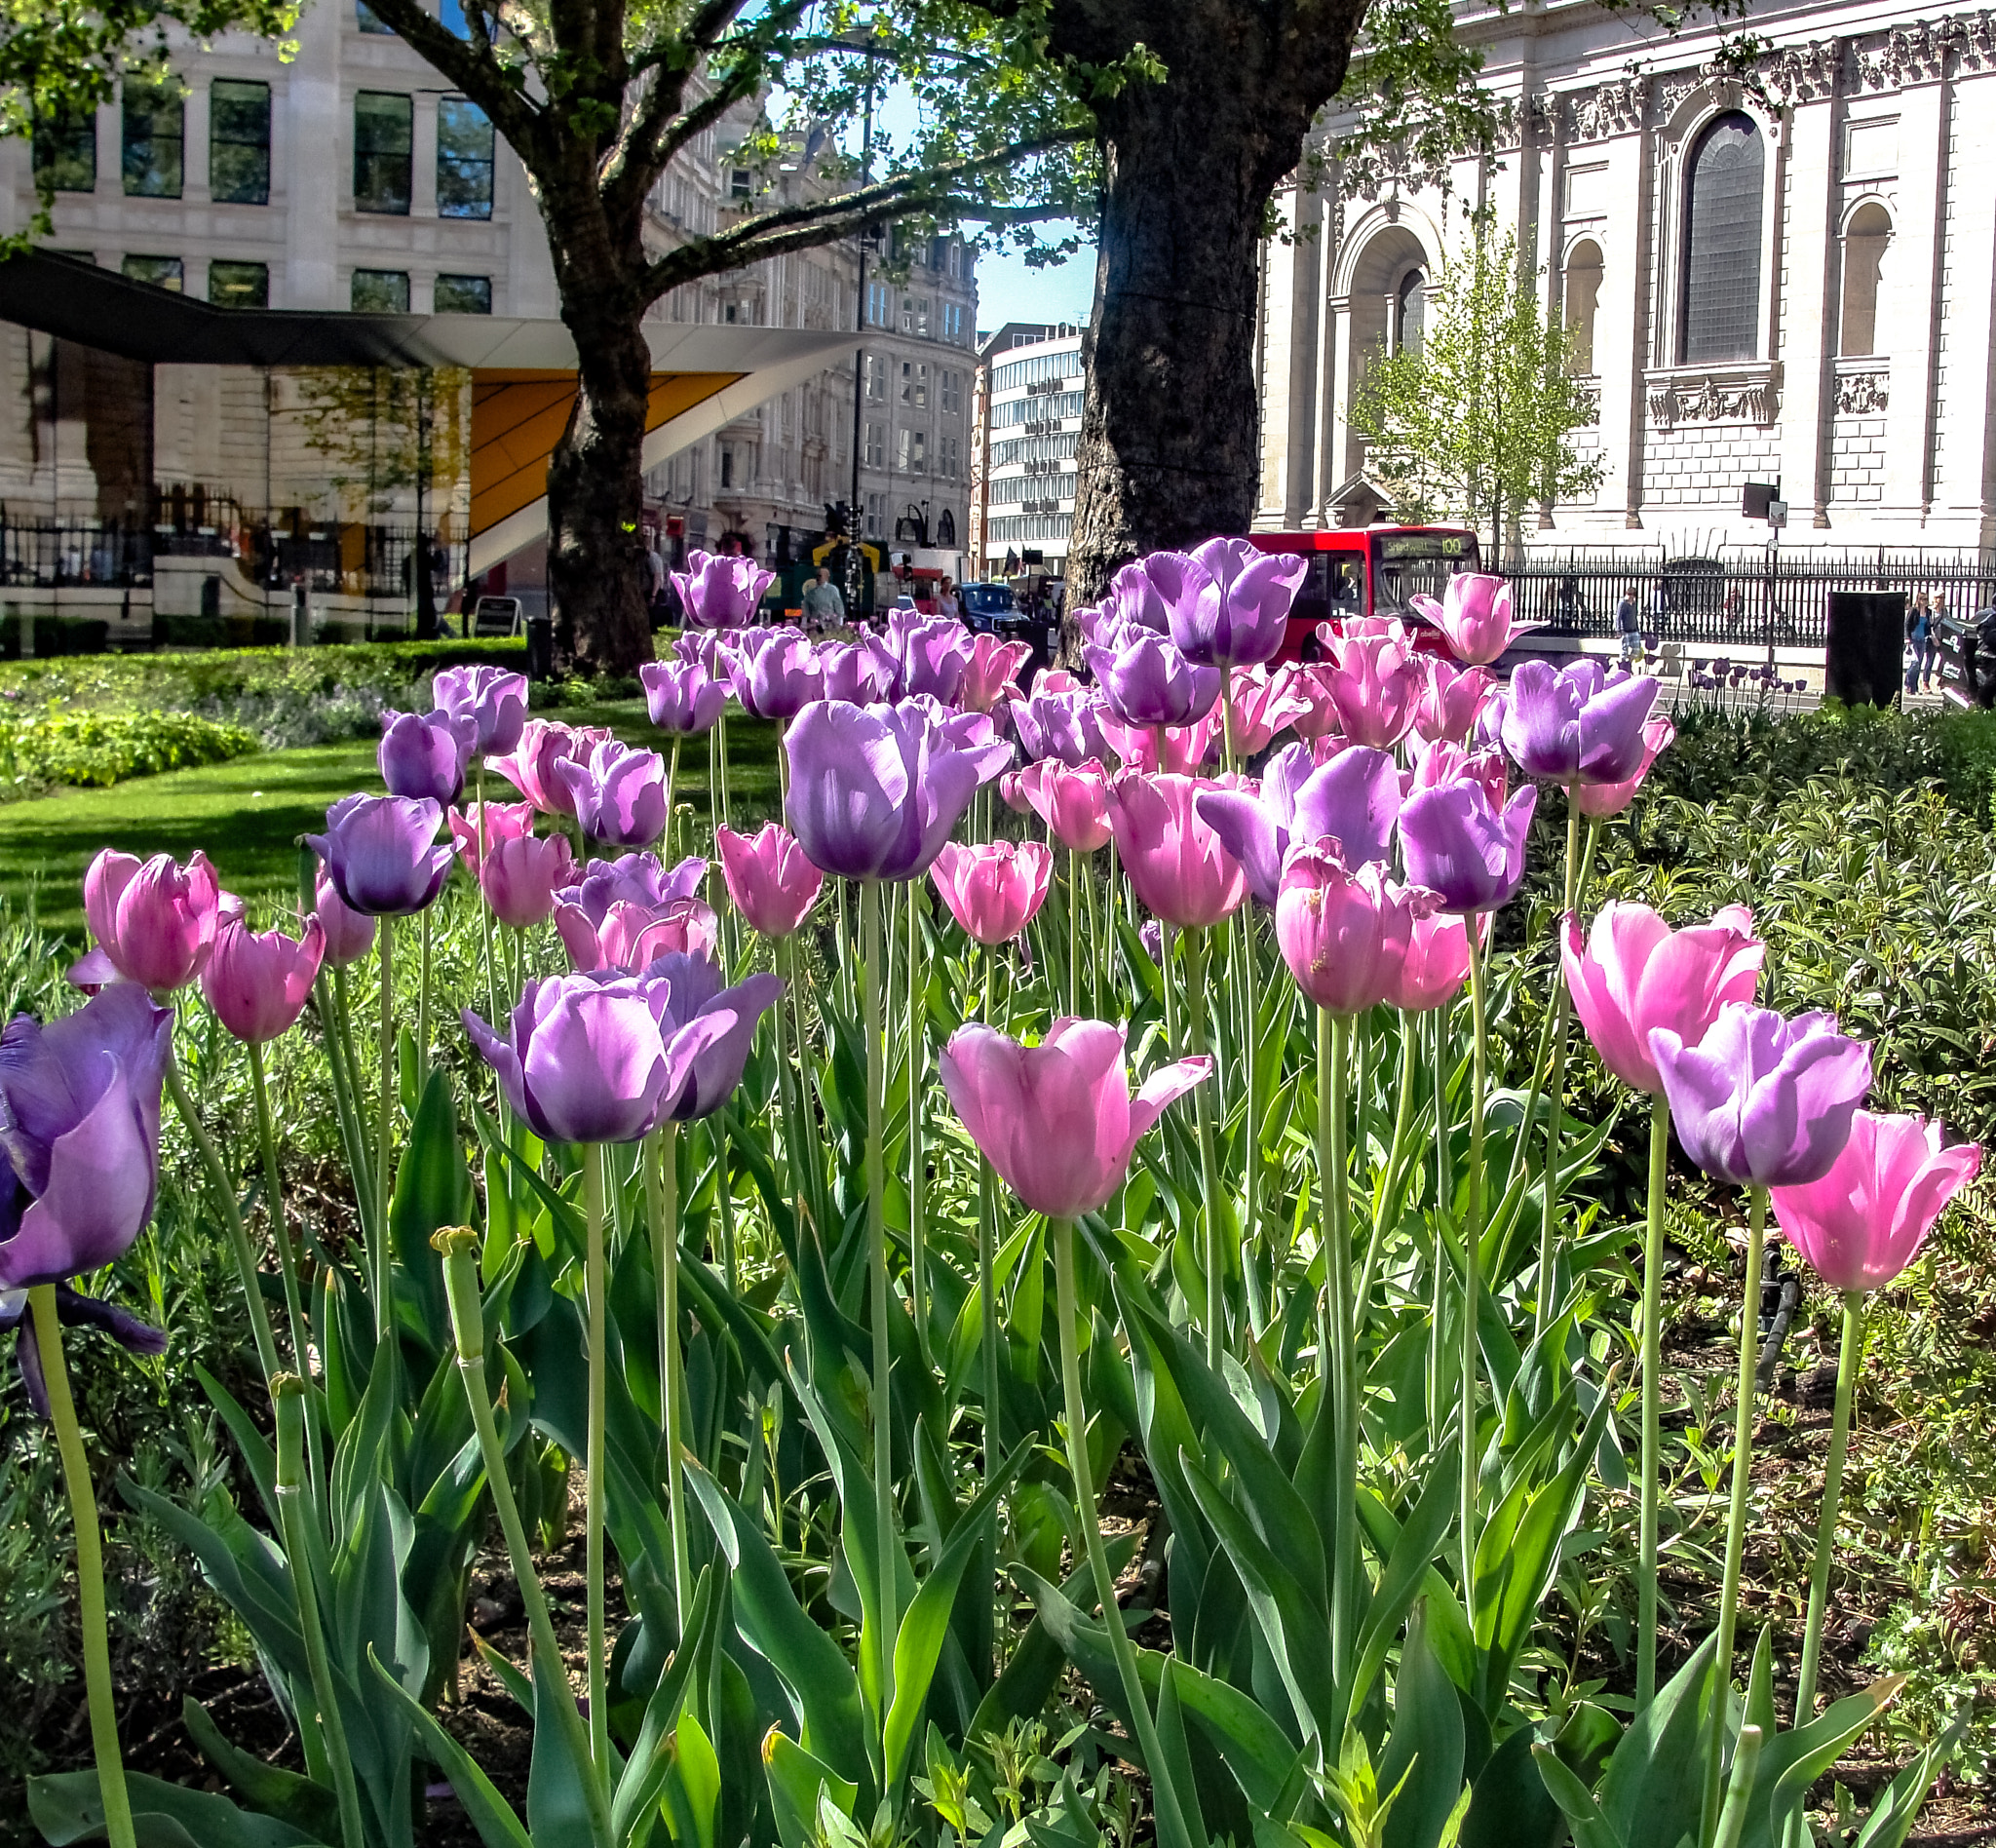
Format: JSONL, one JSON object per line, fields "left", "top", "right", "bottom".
{"left": 1057, "top": 1, "right": 1363, "bottom": 606}
{"left": 546, "top": 279, "right": 656, "bottom": 677}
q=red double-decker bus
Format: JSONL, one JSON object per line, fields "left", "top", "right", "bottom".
{"left": 1248, "top": 524, "right": 1482, "bottom": 662}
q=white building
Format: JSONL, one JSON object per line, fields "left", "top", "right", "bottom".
{"left": 974, "top": 323, "right": 1084, "bottom": 575}
{"left": 1253, "top": 0, "right": 1996, "bottom": 560}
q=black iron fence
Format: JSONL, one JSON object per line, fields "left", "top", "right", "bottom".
{"left": 1501, "top": 548, "right": 1996, "bottom": 651}
{"left": 0, "top": 510, "right": 464, "bottom": 602}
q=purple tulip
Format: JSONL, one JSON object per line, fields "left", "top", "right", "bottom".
{"left": 898, "top": 697, "right": 1015, "bottom": 784}
{"left": 1500, "top": 659, "right": 1660, "bottom": 787}
{"left": 1650, "top": 1005, "right": 1872, "bottom": 1188}
{"left": 0, "top": 984, "right": 173, "bottom": 1289}
{"left": 379, "top": 709, "right": 475, "bottom": 805}
{"left": 1196, "top": 741, "right": 1401, "bottom": 907}
{"left": 1171, "top": 539, "right": 1305, "bottom": 668}
{"left": 733, "top": 629, "right": 825, "bottom": 721}
{"left": 1095, "top": 559, "right": 1177, "bottom": 641}
{"left": 785, "top": 698, "right": 985, "bottom": 882}
{"left": 642, "top": 951, "right": 785, "bottom": 1120}
{"left": 672, "top": 551, "right": 777, "bottom": 629}
{"left": 893, "top": 616, "right": 975, "bottom": 706}
{"left": 818, "top": 635, "right": 899, "bottom": 706}
{"left": 639, "top": 661, "right": 728, "bottom": 736}
{"left": 675, "top": 629, "right": 732, "bottom": 675}
{"left": 432, "top": 664, "right": 528, "bottom": 759}
{"left": 558, "top": 852, "right": 708, "bottom": 924}
{"left": 557, "top": 740, "right": 671, "bottom": 848}
{"left": 1, "top": 1281, "right": 169, "bottom": 1417}
{"left": 1084, "top": 631, "right": 1221, "bottom": 729}
{"left": 1012, "top": 688, "right": 1111, "bottom": 766}
{"left": 463, "top": 969, "right": 734, "bottom": 1145}
{"left": 1398, "top": 776, "right": 1539, "bottom": 913}
{"left": 306, "top": 794, "right": 455, "bottom": 916}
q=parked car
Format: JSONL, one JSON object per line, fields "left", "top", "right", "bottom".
{"left": 957, "top": 581, "right": 1059, "bottom": 669}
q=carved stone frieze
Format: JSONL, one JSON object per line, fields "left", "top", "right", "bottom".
{"left": 1646, "top": 366, "right": 1781, "bottom": 428}
{"left": 1834, "top": 369, "right": 1890, "bottom": 414}
{"left": 1338, "top": 141, "right": 1449, "bottom": 204}
{"left": 1761, "top": 41, "right": 1843, "bottom": 105}
{"left": 1564, "top": 79, "right": 1644, "bottom": 142}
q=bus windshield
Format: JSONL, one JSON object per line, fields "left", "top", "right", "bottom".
{"left": 1369, "top": 531, "right": 1481, "bottom": 614}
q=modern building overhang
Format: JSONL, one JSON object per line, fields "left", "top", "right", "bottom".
{"left": 0, "top": 248, "right": 853, "bottom": 573}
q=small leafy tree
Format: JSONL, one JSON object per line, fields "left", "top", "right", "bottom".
{"left": 1352, "top": 218, "right": 1605, "bottom": 561}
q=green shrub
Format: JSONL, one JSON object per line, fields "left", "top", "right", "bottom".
{"left": 0, "top": 709, "right": 262, "bottom": 799}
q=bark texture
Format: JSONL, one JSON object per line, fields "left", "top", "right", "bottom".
{"left": 1052, "top": 0, "right": 1366, "bottom": 605}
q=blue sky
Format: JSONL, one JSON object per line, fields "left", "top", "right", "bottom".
{"left": 975, "top": 226, "right": 1096, "bottom": 333}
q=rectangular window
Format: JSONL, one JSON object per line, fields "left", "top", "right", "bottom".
{"left": 122, "top": 254, "right": 184, "bottom": 291}
{"left": 917, "top": 295, "right": 931, "bottom": 338}
{"left": 351, "top": 267, "right": 409, "bottom": 312}
{"left": 354, "top": 92, "right": 413, "bottom": 213}
{"left": 867, "top": 281, "right": 891, "bottom": 327}
{"left": 901, "top": 361, "right": 928, "bottom": 408}
{"left": 210, "top": 80, "right": 270, "bottom": 205}
{"left": 33, "top": 109, "right": 96, "bottom": 193}
{"left": 356, "top": 1, "right": 395, "bottom": 30}
{"left": 940, "top": 435, "right": 960, "bottom": 479}
{"left": 437, "top": 97, "right": 494, "bottom": 217}
{"left": 123, "top": 82, "right": 183, "bottom": 198}
{"left": 864, "top": 353, "right": 887, "bottom": 402}
{"left": 940, "top": 369, "right": 961, "bottom": 415}
{"left": 865, "top": 491, "right": 886, "bottom": 539}
{"left": 864, "top": 422, "right": 886, "bottom": 468}
{"left": 731, "top": 168, "right": 751, "bottom": 199}
{"left": 435, "top": 272, "right": 492, "bottom": 313}
{"left": 209, "top": 259, "right": 268, "bottom": 307}
{"left": 720, "top": 446, "right": 735, "bottom": 487}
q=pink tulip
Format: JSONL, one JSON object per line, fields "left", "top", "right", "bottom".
{"left": 478, "top": 832, "right": 576, "bottom": 929}
{"left": 1034, "top": 669, "right": 1085, "bottom": 695}
{"left": 1319, "top": 622, "right": 1420, "bottom": 750}
{"left": 998, "top": 769, "right": 1032, "bottom": 815}
{"left": 1411, "top": 659, "right": 1498, "bottom": 746}
{"left": 1275, "top": 838, "right": 1435, "bottom": 1016}
{"left": 960, "top": 635, "right": 1035, "bottom": 713}
{"left": 1387, "top": 909, "right": 1481, "bottom": 1014}
{"left": 716, "top": 823, "right": 824, "bottom": 938}
{"left": 1105, "top": 773, "right": 1248, "bottom": 929}
{"left": 1285, "top": 664, "right": 1346, "bottom": 742}
{"left": 939, "top": 1017, "right": 1212, "bottom": 1219}
{"left": 1016, "top": 758, "right": 1113, "bottom": 852}
{"left": 487, "top": 719, "right": 616, "bottom": 818}
{"left": 72, "top": 849, "right": 224, "bottom": 992}
{"left": 1407, "top": 572, "right": 1543, "bottom": 666}
{"left": 929, "top": 840, "right": 1055, "bottom": 945}
{"left": 1574, "top": 713, "right": 1676, "bottom": 819}
{"left": 200, "top": 913, "right": 326, "bottom": 1043}
{"left": 556, "top": 896, "right": 718, "bottom": 972}
{"left": 1409, "top": 739, "right": 1509, "bottom": 809}
{"left": 1562, "top": 901, "right": 1765, "bottom": 1095}
{"left": 448, "top": 801, "right": 538, "bottom": 873}
{"left": 1770, "top": 1110, "right": 1981, "bottom": 1293}
{"left": 1223, "top": 663, "right": 1315, "bottom": 755}
{"left": 1098, "top": 712, "right": 1219, "bottom": 775}
{"left": 313, "top": 870, "right": 377, "bottom": 967}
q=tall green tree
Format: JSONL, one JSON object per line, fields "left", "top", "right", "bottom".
{"left": 1352, "top": 220, "right": 1606, "bottom": 561}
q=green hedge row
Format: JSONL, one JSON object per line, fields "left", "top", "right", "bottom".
{"left": 0, "top": 709, "right": 262, "bottom": 799}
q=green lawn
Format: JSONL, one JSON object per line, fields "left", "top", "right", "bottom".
{"left": 0, "top": 703, "right": 782, "bottom": 940}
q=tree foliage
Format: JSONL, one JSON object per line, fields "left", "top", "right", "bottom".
{"left": 1352, "top": 219, "right": 1606, "bottom": 558}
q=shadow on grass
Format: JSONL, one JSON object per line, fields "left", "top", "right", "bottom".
{"left": 0, "top": 705, "right": 783, "bottom": 941}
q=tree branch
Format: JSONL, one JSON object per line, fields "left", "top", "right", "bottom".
{"left": 356, "top": 0, "right": 545, "bottom": 155}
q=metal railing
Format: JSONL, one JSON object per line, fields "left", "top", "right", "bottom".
{"left": 1502, "top": 547, "right": 1996, "bottom": 651}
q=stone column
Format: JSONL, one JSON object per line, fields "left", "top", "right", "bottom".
{"left": 1254, "top": 176, "right": 1321, "bottom": 527}
{"left": 1778, "top": 82, "right": 1840, "bottom": 528}
{"left": 1933, "top": 61, "right": 1996, "bottom": 550}
{"left": 1879, "top": 70, "right": 1946, "bottom": 518}
{"left": 284, "top": 0, "right": 342, "bottom": 309}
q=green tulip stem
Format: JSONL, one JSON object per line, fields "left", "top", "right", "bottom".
{"left": 1358, "top": 1014, "right": 1422, "bottom": 1339}
{"left": 248, "top": 1039, "right": 324, "bottom": 1501}
{"left": 1051, "top": 1218, "right": 1196, "bottom": 1848}
{"left": 1531, "top": 798, "right": 1584, "bottom": 1340}
{"left": 1235, "top": 902, "right": 1264, "bottom": 1335}
{"left": 1636, "top": 1088, "right": 1672, "bottom": 1713}
{"left": 1714, "top": 1725, "right": 1763, "bottom": 1848}
{"left": 581, "top": 1145, "right": 611, "bottom": 1775}
{"left": 417, "top": 904, "right": 434, "bottom": 1079}
{"left": 1068, "top": 848, "right": 1082, "bottom": 1019}
{"left": 1318, "top": 1008, "right": 1358, "bottom": 1688}
{"left": 665, "top": 736, "right": 682, "bottom": 865}
{"left": 435, "top": 1229, "right": 612, "bottom": 1837}
{"left": 374, "top": 913, "right": 397, "bottom": 1347}
{"left": 1461, "top": 931, "right": 1492, "bottom": 1588}
{"left": 1793, "top": 1290, "right": 1864, "bottom": 1731}
{"left": 770, "top": 934, "right": 802, "bottom": 1240}
{"left": 272, "top": 1376, "right": 365, "bottom": 1848}
{"left": 1705, "top": 1183, "right": 1769, "bottom": 1844}
{"left": 314, "top": 970, "right": 371, "bottom": 1231}
{"left": 1082, "top": 849, "right": 1101, "bottom": 1018}
{"left": 327, "top": 965, "right": 372, "bottom": 1224}
{"left": 980, "top": 942, "right": 1003, "bottom": 1489}
{"left": 29, "top": 1285, "right": 136, "bottom": 1848}
{"left": 1428, "top": 1006, "right": 1455, "bottom": 1441}
{"left": 645, "top": 1125, "right": 693, "bottom": 1633}
{"left": 164, "top": 1052, "right": 282, "bottom": 1392}
{"left": 1183, "top": 925, "right": 1228, "bottom": 1369}
{"left": 474, "top": 757, "right": 504, "bottom": 1039}
{"left": 908, "top": 883, "right": 931, "bottom": 1374}
{"left": 860, "top": 879, "right": 898, "bottom": 1717}
{"left": 1161, "top": 923, "right": 1179, "bottom": 1059}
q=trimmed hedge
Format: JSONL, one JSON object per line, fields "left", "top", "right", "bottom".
{"left": 0, "top": 709, "right": 261, "bottom": 798}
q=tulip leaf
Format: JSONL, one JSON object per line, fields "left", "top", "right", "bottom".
{"left": 364, "top": 1644, "right": 534, "bottom": 1848}
{"left": 763, "top": 1731, "right": 859, "bottom": 1848}
{"left": 966, "top": 1532, "right": 1139, "bottom": 1741}
{"left": 389, "top": 1064, "right": 472, "bottom": 1350}
{"left": 1851, "top": 1721, "right": 1961, "bottom": 1848}
{"left": 1461, "top": 1726, "right": 1566, "bottom": 1848}
{"left": 1749, "top": 1675, "right": 1908, "bottom": 1848}
{"left": 671, "top": 1711, "right": 723, "bottom": 1848}
{"left": 1594, "top": 1633, "right": 1718, "bottom": 1848}
{"left": 1528, "top": 1744, "right": 1626, "bottom": 1848}
{"left": 1350, "top": 1447, "right": 1462, "bottom": 1732}
{"left": 611, "top": 1565, "right": 721, "bottom": 1840}
{"left": 1380, "top": 1600, "right": 1467, "bottom": 1848}
{"left": 178, "top": 1699, "right": 340, "bottom": 1844}
{"left": 27, "top": 1769, "right": 330, "bottom": 1848}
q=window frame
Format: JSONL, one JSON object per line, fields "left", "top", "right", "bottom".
{"left": 436, "top": 96, "right": 494, "bottom": 219}
{"left": 33, "top": 108, "right": 97, "bottom": 193}
{"left": 210, "top": 79, "right": 271, "bottom": 206}
{"left": 122, "top": 254, "right": 185, "bottom": 291}
{"left": 1676, "top": 108, "right": 1766, "bottom": 366}
{"left": 353, "top": 91, "right": 414, "bottom": 215}
{"left": 351, "top": 267, "right": 411, "bottom": 312}
{"left": 123, "top": 81, "right": 184, "bottom": 199}
{"left": 435, "top": 272, "right": 493, "bottom": 314}
{"left": 209, "top": 258, "right": 269, "bottom": 307}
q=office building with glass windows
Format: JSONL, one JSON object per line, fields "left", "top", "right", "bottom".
{"left": 970, "top": 323, "right": 1084, "bottom": 576}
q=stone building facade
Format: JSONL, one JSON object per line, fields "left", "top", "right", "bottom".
{"left": 970, "top": 323, "right": 1085, "bottom": 577}
{"left": 1252, "top": 0, "right": 1996, "bottom": 558}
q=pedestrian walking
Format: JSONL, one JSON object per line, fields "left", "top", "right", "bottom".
{"left": 1907, "top": 592, "right": 1930, "bottom": 696}
{"left": 1616, "top": 584, "right": 1642, "bottom": 667}
{"left": 802, "top": 565, "right": 846, "bottom": 630}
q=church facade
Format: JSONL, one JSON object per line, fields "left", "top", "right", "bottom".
{"left": 1252, "top": 0, "right": 1996, "bottom": 559}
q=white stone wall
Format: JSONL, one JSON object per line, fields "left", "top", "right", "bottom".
{"left": 1254, "top": 0, "right": 1996, "bottom": 558}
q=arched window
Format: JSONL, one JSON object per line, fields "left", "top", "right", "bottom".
{"left": 1680, "top": 112, "right": 1764, "bottom": 364}
{"left": 1563, "top": 240, "right": 1604, "bottom": 374}
{"left": 1839, "top": 203, "right": 1892, "bottom": 357}
{"left": 1394, "top": 267, "right": 1427, "bottom": 358}
{"left": 936, "top": 507, "right": 956, "bottom": 546}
